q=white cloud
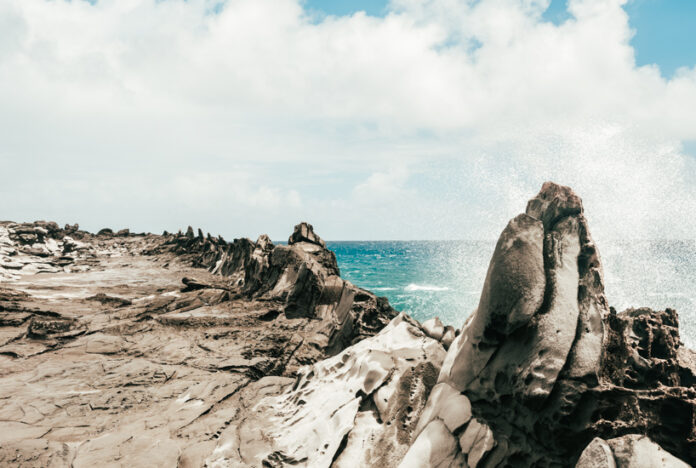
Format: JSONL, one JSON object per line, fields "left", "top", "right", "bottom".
{"left": 0, "top": 0, "right": 695, "bottom": 240}
{"left": 353, "top": 166, "right": 411, "bottom": 202}
{"left": 173, "top": 172, "right": 302, "bottom": 210}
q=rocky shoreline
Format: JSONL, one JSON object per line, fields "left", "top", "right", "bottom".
{"left": 0, "top": 183, "right": 694, "bottom": 467}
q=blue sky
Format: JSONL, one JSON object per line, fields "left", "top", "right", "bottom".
{"left": 307, "top": 0, "right": 696, "bottom": 78}
{"left": 623, "top": 0, "right": 696, "bottom": 77}
{"left": 305, "top": 0, "right": 388, "bottom": 17}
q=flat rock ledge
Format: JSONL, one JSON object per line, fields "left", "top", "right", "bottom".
{"left": 1, "top": 186, "right": 695, "bottom": 467}
{"left": 0, "top": 221, "right": 419, "bottom": 467}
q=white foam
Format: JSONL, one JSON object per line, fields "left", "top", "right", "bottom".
{"left": 405, "top": 284, "right": 450, "bottom": 292}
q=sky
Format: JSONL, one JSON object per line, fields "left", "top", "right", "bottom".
{"left": 0, "top": 0, "right": 695, "bottom": 241}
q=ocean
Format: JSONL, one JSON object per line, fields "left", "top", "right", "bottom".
{"left": 327, "top": 240, "right": 696, "bottom": 347}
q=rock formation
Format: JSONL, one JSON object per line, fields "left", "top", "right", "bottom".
{"left": 400, "top": 182, "right": 696, "bottom": 467}
{"left": 0, "top": 221, "right": 409, "bottom": 466}
{"left": 1, "top": 183, "right": 694, "bottom": 467}
{"left": 204, "top": 314, "right": 446, "bottom": 467}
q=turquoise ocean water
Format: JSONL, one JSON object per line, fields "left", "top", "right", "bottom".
{"left": 327, "top": 240, "right": 696, "bottom": 347}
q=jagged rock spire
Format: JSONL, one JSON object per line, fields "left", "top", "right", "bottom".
{"left": 404, "top": 182, "right": 695, "bottom": 467}
{"left": 443, "top": 181, "right": 607, "bottom": 401}
{"left": 402, "top": 182, "right": 613, "bottom": 467}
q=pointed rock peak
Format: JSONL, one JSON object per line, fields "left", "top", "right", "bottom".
{"left": 185, "top": 226, "right": 194, "bottom": 239}
{"left": 288, "top": 222, "right": 326, "bottom": 248}
{"left": 526, "top": 181, "right": 583, "bottom": 230}
{"left": 255, "top": 234, "right": 273, "bottom": 251}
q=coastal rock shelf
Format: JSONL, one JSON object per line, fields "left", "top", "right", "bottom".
{"left": 0, "top": 221, "right": 416, "bottom": 466}
{"left": 1, "top": 184, "right": 694, "bottom": 467}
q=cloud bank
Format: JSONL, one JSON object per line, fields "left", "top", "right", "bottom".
{"left": 0, "top": 0, "right": 695, "bottom": 241}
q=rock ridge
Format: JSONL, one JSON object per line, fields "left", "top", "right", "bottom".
{"left": 0, "top": 220, "right": 411, "bottom": 466}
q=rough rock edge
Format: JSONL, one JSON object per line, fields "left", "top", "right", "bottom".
{"left": 203, "top": 313, "right": 447, "bottom": 467}
{"left": 403, "top": 182, "right": 695, "bottom": 467}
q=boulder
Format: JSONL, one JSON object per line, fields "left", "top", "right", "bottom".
{"left": 17, "top": 233, "right": 37, "bottom": 244}
{"left": 33, "top": 226, "right": 48, "bottom": 240}
{"left": 441, "top": 325, "right": 456, "bottom": 349}
{"left": 607, "top": 435, "right": 690, "bottom": 468}
{"left": 398, "top": 419, "right": 460, "bottom": 468}
{"left": 413, "top": 382, "right": 472, "bottom": 437}
{"left": 62, "top": 236, "right": 77, "bottom": 254}
{"left": 575, "top": 438, "right": 616, "bottom": 468}
{"left": 458, "top": 419, "right": 496, "bottom": 468}
{"left": 64, "top": 223, "right": 79, "bottom": 233}
{"left": 422, "top": 317, "right": 445, "bottom": 341}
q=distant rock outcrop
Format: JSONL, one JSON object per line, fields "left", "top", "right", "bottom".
{"left": 149, "top": 222, "right": 392, "bottom": 360}
{"left": 288, "top": 221, "right": 327, "bottom": 248}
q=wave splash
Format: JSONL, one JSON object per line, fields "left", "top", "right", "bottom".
{"left": 404, "top": 283, "right": 450, "bottom": 292}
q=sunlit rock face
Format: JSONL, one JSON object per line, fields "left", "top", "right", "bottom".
{"left": 204, "top": 314, "right": 446, "bottom": 467}
{"left": 149, "top": 221, "right": 398, "bottom": 366}
{"left": 443, "top": 182, "right": 607, "bottom": 404}
{"left": 575, "top": 435, "right": 691, "bottom": 468}
{"left": 404, "top": 182, "right": 696, "bottom": 467}
{"left": 0, "top": 221, "right": 403, "bottom": 467}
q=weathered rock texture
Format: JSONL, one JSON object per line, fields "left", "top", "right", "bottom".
{"left": 204, "top": 314, "right": 446, "bottom": 467}
{"left": 575, "top": 435, "right": 690, "bottom": 468}
{"left": 404, "top": 182, "right": 695, "bottom": 467}
{"left": 0, "top": 221, "right": 407, "bottom": 466}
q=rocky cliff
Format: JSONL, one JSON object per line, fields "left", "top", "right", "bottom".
{"left": 0, "top": 183, "right": 694, "bottom": 467}
{"left": 400, "top": 182, "right": 696, "bottom": 468}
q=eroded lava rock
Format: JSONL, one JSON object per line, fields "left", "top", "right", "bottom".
{"left": 401, "top": 182, "right": 696, "bottom": 467}
{"left": 0, "top": 220, "right": 409, "bottom": 466}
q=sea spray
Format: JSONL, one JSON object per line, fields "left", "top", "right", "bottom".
{"left": 329, "top": 239, "right": 696, "bottom": 347}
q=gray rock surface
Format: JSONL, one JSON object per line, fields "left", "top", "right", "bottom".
{"left": 412, "top": 182, "right": 695, "bottom": 467}
{"left": 0, "top": 220, "right": 399, "bottom": 467}
{"left": 422, "top": 316, "right": 445, "bottom": 341}
{"left": 205, "top": 313, "right": 445, "bottom": 467}
{"left": 575, "top": 438, "right": 616, "bottom": 468}
{"left": 607, "top": 435, "right": 690, "bottom": 468}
